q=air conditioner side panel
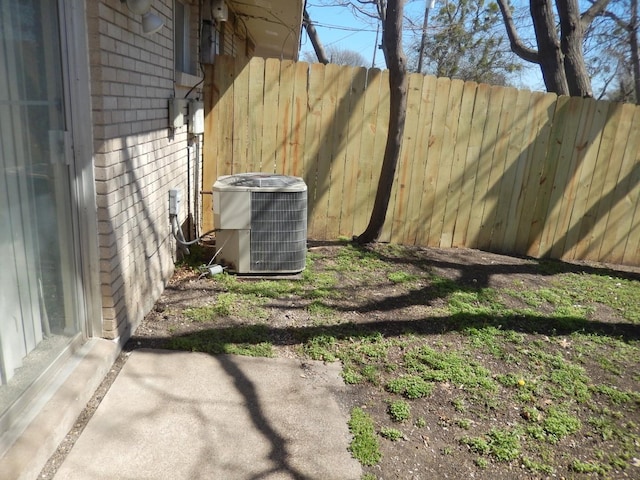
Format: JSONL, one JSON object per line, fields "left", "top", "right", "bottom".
{"left": 217, "top": 229, "right": 250, "bottom": 273}
{"left": 213, "top": 190, "right": 251, "bottom": 230}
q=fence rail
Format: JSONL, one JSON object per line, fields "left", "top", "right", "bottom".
{"left": 203, "top": 56, "right": 640, "bottom": 266}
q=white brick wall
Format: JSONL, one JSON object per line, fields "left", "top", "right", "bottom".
{"left": 87, "top": 0, "right": 203, "bottom": 339}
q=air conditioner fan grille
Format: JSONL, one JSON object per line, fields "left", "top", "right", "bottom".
{"left": 250, "top": 191, "right": 307, "bottom": 272}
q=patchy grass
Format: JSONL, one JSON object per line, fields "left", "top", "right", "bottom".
{"left": 140, "top": 242, "right": 640, "bottom": 479}
{"left": 167, "top": 324, "right": 274, "bottom": 357}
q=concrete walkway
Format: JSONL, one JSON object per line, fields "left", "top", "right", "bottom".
{"left": 53, "top": 349, "right": 361, "bottom": 480}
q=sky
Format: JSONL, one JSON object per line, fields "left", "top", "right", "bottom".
{"left": 301, "top": 2, "right": 388, "bottom": 69}
{"left": 301, "top": 1, "right": 547, "bottom": 92}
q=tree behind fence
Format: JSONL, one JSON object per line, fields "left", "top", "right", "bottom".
{"left": 203, "top": 56, "right": 640, "bottom": 266}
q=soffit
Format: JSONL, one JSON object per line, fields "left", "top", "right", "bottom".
{"left": 227, "top": 0, "right": 303, "bottom": 60}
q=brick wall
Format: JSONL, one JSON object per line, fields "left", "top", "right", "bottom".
{"left": 87, "top": 0, "right": 202, "bottom": 339}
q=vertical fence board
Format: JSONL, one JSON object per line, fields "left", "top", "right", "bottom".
{"left": 311, "top": 63, "right": 341, "bottom": 239}
{"left": 352, "top": 69, "right": 384, "bottom": 235}
{"left": 581, "top": 103, "right": 627, "bottom": 260}
{"left": 452, "top": 82, "right": 490, "bottom": 247}
{"left": 477, "top": 87, "right": 518, "bottom": 249}
{"left": 380, "top": 67, "right": 413, "bottom": 244}
{"left": 468, "top": 86, "right": 505, "bottom": 248}
{"left": 391, "top": 73, "right": 425, "bottom": 244}
{"left": 492, "top": 90, "right": 539, "bottom": 253}
{"left": 525, "top": 95, "right": 572, "bottom": 257}
{"left": 406, "top": 75, "right": 437, "bottom": 245}
{"left": 326, "top": 66, "right": 357, "bottom": 239}
{"left": 289, "top": 61, "right": 310, "bottom": 177}
{"left": 621, "top": 108, "right": 640, "bottom": 266}
{"left": 217, "top": 56, "right": 237, "bottom": 176}
{"left": 232, "top": 58, "right": 250, "bottom": 173}
{"left": 596, "top": 104, "right": 638, "bottom": 262}
{"left": 550, "top": 97, "right": 598, "bottom": 259}
{"left": 371, "top": 70, "right": 392, "bottom": 242}
{"left": 305, "top": 63, "right": 326, "bottom": 237}
{"left": 430, "top": 78, "right": 464, "bottom": 247}
{"left": 513, "top": 92, "right": 557, "bottom": 253}
{"left": 247, "top": 57, "right": 265, "bottom": 172}
{"left": 340, "top": 67, "right": 368, "bottom": 237}
{"left": 491, "top": 88, "right": 531, "bottom": 252}
{"left": 260, "top": 58, "right": 281, "bottom": 172}
{"left": 440, "top": 81, "right": 476, "bottom": 248}
{"left": 551, "top": 99, "right": 604, "bottom": 259}
{"left": 562, "top": 99, "right": 610, "bottom": 260}
{"left": 413, "top": 77, "right": 450, "bottom": 246}
{"left": 203, "top": 55, "right": 236, "bottom": 230}
{"left": 538, "top": 97, "right": 586, "bottom": 257}
{"left": 202, "top": 64, "right": 217, "bottom": 231}
{"left": 398, "top": 73, "right": 428, "bottom": 245}
{"left": 274, "top": 60, "right": 295, "bottom": 174}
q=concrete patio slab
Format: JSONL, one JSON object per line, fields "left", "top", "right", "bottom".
{"left": 53, "top": 349, "right": 361, "bottom": 480}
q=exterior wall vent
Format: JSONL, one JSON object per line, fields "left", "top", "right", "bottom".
{"left": 212, "top": 173, "right": 307, "bottom": 274}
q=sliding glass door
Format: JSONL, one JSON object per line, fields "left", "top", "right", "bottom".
{"left": 0, "top": 0, "right": 83, "bottom": 421}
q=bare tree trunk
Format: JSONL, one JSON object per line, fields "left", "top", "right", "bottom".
{"left": 531, "top": 0, "right": 570, "bottom": 95}
{"left": 557, "top": 0, "right": 592, "bottom": 96}
{"left": 355, "top": 0, "right": 408, "bottom": 244}
{"left": 303, "top": 8, "right": 329, "bottom": 64}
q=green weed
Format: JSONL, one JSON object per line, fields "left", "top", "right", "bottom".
{"left": 588, "top": 416, "right": 616, "bottom": 441}
{"left": 387, "top": 271, "right": 419, "bottom": 284}
{"left": 183, "top": 305, "right": 219, "bottom": 322}
{"left": 348, "top": 407, "right": 382, "bottom": 466}
{"left": 542, "top": 407, "right": 581, "bottom": 443}
{"left": 385, "top": 375, "right": 434, "bottom": 399}
{"left": 354, "top": 333, "right": 389, "bottom": 359}
{"left": 388, "top": 400, "right": 411, "bottom": 422}
{"left": 404, "top": 346, "right": 496, "bottom": 392}
{"left": 561, "top": 273, "right": 640, "bottom": 323}
{"left": 304, "top": 334, "right": 338, "bottom": 361}
{"left": 486, "top": 428, "right": 522, "bottom": 462}
{"left": 342, "top": 364, "right": 364, "bottom": 385}
{"left": 380, "top": 427, "right": 403, "bottom": 441}
{"left": 462, "top": 428, "right": 521, "bottom": 462}
{"left": 183, "top": 294, "right": 238, "bottom": 321}
{"left": 461, "top": 435, "right": 490, "bottom": 455}
{"left": 522, "top": 457, "right": 554, "bottom": 474}
{"left": 592, "top": 384, "right": 638, "bottom": 404}
{"left": 456, "top": 418, "right": 472, "bottom": 430}
{"left": 452, "top": 397, "right": 467, "bottom": 412}
{"left": 447, "top": 288, "right": 502, "bottom": 316}
{"left": 569, "top": 459, "right": 609, "bottom": 475}
{"left": 307, "top": 300, "right": 336, "bottom": 319}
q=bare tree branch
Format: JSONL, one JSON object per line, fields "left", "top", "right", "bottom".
{"left": 303, "top": 9, "right": 329, "bottom": 64}
{"left": 496, "top": 0, "right": 540, "bottom": 63}
{"left": 581, "top": 0, "right": 612, "bottom": 30}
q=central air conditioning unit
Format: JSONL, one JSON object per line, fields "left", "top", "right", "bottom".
{"left": 213, "top": 173, "right": 307, "bottom": 274}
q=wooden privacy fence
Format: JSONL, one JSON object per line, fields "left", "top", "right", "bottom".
{"left": 203, "top": 55, "right": 640, "bottom": 266}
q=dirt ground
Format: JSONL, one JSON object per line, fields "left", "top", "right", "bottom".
{"left": 41, "top": 243, "right": 640, "bottom": 479}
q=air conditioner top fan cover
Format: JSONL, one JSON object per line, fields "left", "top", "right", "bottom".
{"left": 214, "top": 173, "right": 306, "bottom": 192}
